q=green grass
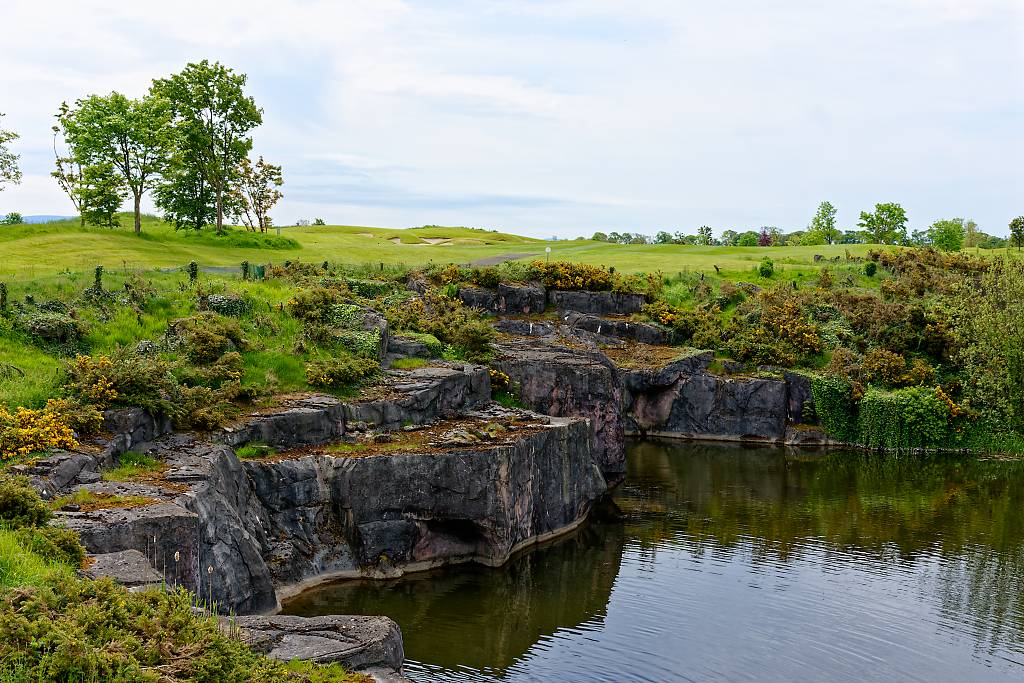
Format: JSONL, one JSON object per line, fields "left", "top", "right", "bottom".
{"left": 0, "top": 529, "right": 73, "bottom": 590}
{"left": 235, "top": 442, "right": 276, "bottom": 459}
{"left": 102, "top": 452, "right": 161, "bottom": 481}
{"left": 389, "top": 357, "right": 430, "bottom": 370}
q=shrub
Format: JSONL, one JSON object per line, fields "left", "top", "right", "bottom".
{"left": 758, "top": 258, "right": 774, "bottom": 279}
{"left": 202, "top": 293, "right": 250, "bottom": 317}
{"left": 857, "top": 386, "right": 951, "bottom": 450}
{"left": 0, "top": 475, "right": 51, "bottom": 528}
{"left": 287, "top": 286, "right": 341, "bottom": 323}
{"left": 864, "top": 261, "right": 877, "bottom": 277}
{"left": 66, "top": 352, "right": 174, "bottom": 413}
{"left": 306, "top": 356, "right": 380, "bottom": 389}
{"left": 168, "top": 313, "right": 248, "bottom": 364}
{"left": 18, "top": 311, "right": 87, "bottom": 349}
{"left": 13, "top": 525, "right": 85, "bottom": 568}
{"left": 383, "top": 291, "right": 494, "bottom": 361}
{"left": 0, "top": 402, "right": 80, "bottom": 462}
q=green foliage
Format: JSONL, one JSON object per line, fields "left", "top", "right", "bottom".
{"left": 2, "top": 212, "right": 23, "bottom": 225}
{"left": 152, "top": 60, "right": 263, "bottom": 234}
{"left": 858, "top": 202, "right": 908, "bottom": 244}
{"left": 169, "top": 312, "right": 247, "bottom": 363}
{"left": 809, "top": 200, "right": 840, "bottom": 244}
{"left": 1010, "top": 216, "right": 1024, "bottom": 251}
{"left": 305, "top": 355, "right": 379, "bottom": 390}
{"left": 102, "top": 452, "right": 160, "bottom": 481}
{"left": 857, "top": 387, "right": 950, "bottom": 450}
{"left": 230, "top": 155, "right": 283, "bottom": 233}
{"left": 928, "top": 218, "right": 966, "bottom": 252}
{"left": 390, "top": 357, "right": 429, "bottom": 370}
{"left": 0, "top": 476, "right": 52, "bottom": 529}
{"left": 235, "top": 441, "right": 275, "bottom": 459}
{"left": 758, "top": 258, "right": 774, "bottom": 279}
{"left": 809, "top": 374, "right": 858, "bottom": 442}
{"left": 17, "top": 310, "right": 88, "bottom": 351}
{"left": 0, "top": 112, "right": 21, "bottom": 191}
{"left": 383, "top": 291, "right": 494, "bottom": 362}
{"left": 864, "top": 261, "right": 877, "bottom": 277}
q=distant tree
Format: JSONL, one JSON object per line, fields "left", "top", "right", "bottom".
{"left": 909, "top": 228, "right": 930, "bottom": 246}
{"left": 58, "top": 92, "right": 173, "bottom": 234}
{"left": 809, "top": 201, "right": 840, "bottom": 244}
{"left": 736, "top": 231, "right": 759, "bottom": 247}
{"left": 696, "top": 225, "right": 713, "bottom": 245}
{"left": 313, "top": 217, "right": 326, "bottom": 226}
{"left": 858, "top": 202, "right": 908, "bottom": 244}
{"left": 2, "top": 212, "right": 23, "bottom": 225}
{"left": 295, "top": 218, "right": 311, "bottom": 227}
{"left": 963, "top": 219, "right": 979, "bottom": 249}
{"left": 1011, "top": 216, "right": 1024, "bottom": 251}
{"left": 720, "top": 230, "right": 738, "bottom": 246}
{"left": 654, "top": 230, "right": 673, "bottom": 244}
{"left": 591, "top": 231, "right": 608, "bottom": 242}
{"left": 607, "top": 231, "right": 622, "bottom": 243}
{"left": 758, "top": 227, "right": 773, "bottom": 247}
{"left": 839, "top": 230, "right": 864, "bottom": 244}
{"left": 0, "top": 112, "right": 21, "bottom": 191}
{"left": 79, "top": 163, "right": 127, "bottom": 228}
{"left": 152, "top": 60, "right": 263, "bottom": 234}
{"left": 928, "top": 218, "right": 966, "bottom": 252}
{"left": 799, "top": 230, "right": 826, "bottom": 246}
{"left": 52, "top": 119, "right": 88, "bottom": 226}
{"left": 230, "top": 156, "right": 283, "bottom": 232}
{"left": 628, "top": 233, "right": 649, "bottom": 245}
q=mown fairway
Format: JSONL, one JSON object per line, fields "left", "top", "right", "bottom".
{"left": 0, "top": 215, "right": 897, "bottom": 281}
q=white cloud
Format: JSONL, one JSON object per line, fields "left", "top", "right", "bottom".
{"left": 1, "top": 0, "right": 1022, "bottom": 237}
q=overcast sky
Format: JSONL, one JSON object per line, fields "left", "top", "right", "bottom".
{"left": 1, "top": 0, "right": 1022, "bottom": 238}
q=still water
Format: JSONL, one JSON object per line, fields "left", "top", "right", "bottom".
{"left": 283, "top": 440, "right": 1024, "bottom": 681}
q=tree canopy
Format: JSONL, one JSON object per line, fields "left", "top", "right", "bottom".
{"left": 0, "top": 112, "right": 21, "bottom": 191}
{"left": 858, "top": 202, "right": 908, "bottom": 244}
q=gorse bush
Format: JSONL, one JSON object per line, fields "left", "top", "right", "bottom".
{"left": 17, "top": 310, "right": 88, "bottom": 351}
{"left": 305, "top": 356, "right": 379, "bottom": 390}
{"left": 384, "top": 290, "right": 494, "bottom": 361}
{"left": 0, "top": 401, "right": 81, "bottom": 461}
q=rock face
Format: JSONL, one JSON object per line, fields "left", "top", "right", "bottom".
{"left": 549, "top": 290, "right": 646, "bottom": 316}
{"left": 494, "top": 339, "right": 626, "bottom": 481}
{"left": 458, "top": 283, "right": 547, "bottom": 315}
{"left": 562, "top": 311, "right": 670, "bottom": 345}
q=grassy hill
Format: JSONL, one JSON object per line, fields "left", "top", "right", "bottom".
{"left": 0, "top": 214, "right": 891, "bottom": 282}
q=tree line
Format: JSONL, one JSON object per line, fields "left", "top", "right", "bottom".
{"left": 592, "top": 201, "right": 1024, "bottom": 252}
{"left": 3, "top": 60, "right": 283, "bottom": 234}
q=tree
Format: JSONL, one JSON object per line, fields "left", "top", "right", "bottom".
{"left": 59, "top": 92, "right": 173, "bottom": 234}
{"left": 736, "top": 231, "right": 759, "bottom": 247}
{"left": 230, "top": 156, "right": 283, "bottom": 232}
{"left": 857, "top": 202, "right": 908, "bottom": 244}
{"left": 2, "top": 212, "right": 23, "bottom": 225}
{"left": 152, "top": 60, "right": 262, "bottom": 234}
{"left": 0, "top": 112, "right": 21, "bottom": 191}
{"left": 591, "top": 231, "right": 608, "bottom": 242}
{"left": 964, "top": 219, "right": 979, "bottom": 249}
{"left": 720, "top": 230, "right": 738, "bottom": 246}
{"left": 79, "top": 163, "right": 127, "bottom": 228}
{"left": 928, "top": 218, "right": 965, "bottom": 252}
{"left": 799, "top": 230, "right": 826, "bottom": 246}
{"left": 1010, "top": 216, "right": 1024, "bottom": 252}
{"left": 697, "top": 225, "right": 713, "bottom": 245}
{"left": 654, "top": 231, "right": 673, "bottom": 244}
{"left": 758, "top": 227, "right": 773, "bottom": 246}
{"left": 809, "top": 201, "right": 839, "bottom": 244}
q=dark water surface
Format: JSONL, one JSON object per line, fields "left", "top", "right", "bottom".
{"left": 282, "top": 440, "right": 1024, "bottom": 681}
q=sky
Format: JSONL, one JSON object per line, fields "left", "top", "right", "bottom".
{"left": 1, "top": 0, "right": 1022, "bottom": 239}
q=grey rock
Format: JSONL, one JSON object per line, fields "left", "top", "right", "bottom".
{"left": 84, "top": 549, "right": 165, "bottom": 589}
{"left": 232, "top": 614, "right": 405, "bottom": 674}
{"left": 497, "top": 283, "right": 546, "bottom": 315}
{"left": 562, "top": 311, "right": 670, "bottom": 345}
{"left": 457, "top": 286, "right": 499, "bottom": 313}
{"left": 784, "top": 370, "right": 817, "bottom": 425}
{"left": 494, "top": 338, "right": 626, "bottom": 480}
{"left": 345, "top": 366, "right": 489, "bottom": 430}
{"left": 386, "top": 336, "right": 433, "bottom": 358}
{"left": 493, "top": 318, "right": 555, "bottom": 337}
{"left": 549, "top": 290, "right": 646, "bottom": 316}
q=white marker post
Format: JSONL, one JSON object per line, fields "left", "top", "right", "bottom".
{"left": 546, "top": 245, "right": 552, "bottom": 263}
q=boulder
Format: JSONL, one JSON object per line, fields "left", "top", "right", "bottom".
{"left": 493, "top": 319, "right": 555, "bottom": 337}
{"left": 386, "top": 336, "right": 433, "bottom": 358}
{"left": 549, "top": 290, "right": 646, "bottom": 316}
{"left": 345, "top": 365, "right": 490, "bottom": 429}
{"left": 84, "top": 549, "right": 165, "bottom": 590}
{"left": 457, "top": 286, "right": 499, "bottom": 313}
{"left": 784, "top": 370, "right": 817, "bottom": 425}
{"left": 232, "top": 614, "right": 406, "bottom": 678}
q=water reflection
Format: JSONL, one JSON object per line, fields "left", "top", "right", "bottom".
{"left": 283, "top": 440, "right": 1024, "bottom": 681}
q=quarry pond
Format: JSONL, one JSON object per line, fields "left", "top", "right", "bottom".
{"left": 283, "top": 439, "right": 1024, "bottom": 682}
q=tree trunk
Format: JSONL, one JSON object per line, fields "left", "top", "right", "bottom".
{"left": 133, "top": 193, "right": 142, "bottom": 235}
{"left": 216, "top": 188, "right": 224, "bottom": 235}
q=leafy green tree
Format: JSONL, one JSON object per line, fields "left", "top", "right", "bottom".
{"left": 2, "top": 212, "right": 23, "bottom": 225}
{"left": 720, "top": 229, "right": 738, "bottom": 246}
{"left": 153, "top": 122, "right": 217, "bottom": 231}
{"left": 810, "top": 201, "right": 839, "bottom": 244}
{"left": 964, "top": 219, "right": 979, "bottom": 249}
{"left": 928, "top": 218, "right": 965, "bottom": 252}
{"left": 858, "top": 202, "right": 908, "bottom": 244}
{"left": 736, "top": 231, "right": 759, "bottom": 247}
{"left": 59, "top": 93, "right": 173, "bottom": 234}
{"left": 0, "top": 112, "right": 21, "bottom": 191}
{"left": 230, "top": 156, "right": 283, "bottom": 232}
{"left": 697, "top": 225, "right": 713, "bottom": 245}
{"left": 52, "top": 107, "right": 119, "bottom": 227}
{"left": 591, "top": 231, "right": 608, "bottom": 242}
{"left": 80, "top": 163, "right": 127, "bottom": 228}
{"left": 1011, "top": 216, "right": 1024, "bottom": 252}
{"left": 799, "top": 230, "right": 827, "bottom": 246}
{"left": 152, "top": 60, "right": 263, "bottom": 234}
{"left": 654, "top": 231, "right": 673, "bottom": 244}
